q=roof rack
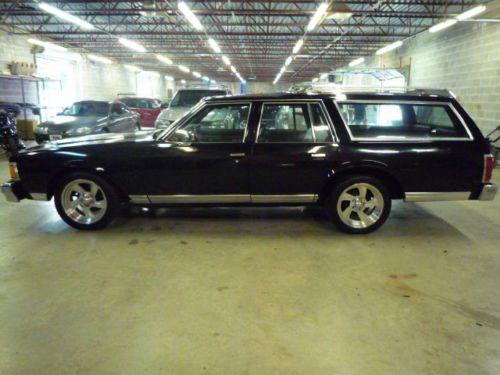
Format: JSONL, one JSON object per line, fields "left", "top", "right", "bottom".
{"left": 288, "top": 83, "right": 456, "bottom": 98}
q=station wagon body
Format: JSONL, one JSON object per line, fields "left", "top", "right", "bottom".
{"left": 2, "top": 89, "right": 497, "bottom": 233}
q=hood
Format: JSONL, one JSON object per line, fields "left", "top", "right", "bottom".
{"left": 162, "top": 106, "right": 191, "bottom": 121}
{"left": 39, "top": 115, "right": 107, "bottom": 132}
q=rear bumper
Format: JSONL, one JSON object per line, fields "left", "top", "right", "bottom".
{"left": 1, "top": 180, "right": 29, "bottom": 202}
{"left": 478, "top": 183, "right": 497, "bottom": 201}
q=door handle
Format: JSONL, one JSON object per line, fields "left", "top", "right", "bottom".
{"left": 311, "top": 153, "right": 326, "bottom": 158}
{"left": 230, "top": 153, "right": 246, "bottom": 158}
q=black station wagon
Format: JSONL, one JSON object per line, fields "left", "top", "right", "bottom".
{"left": 1, "top": 89, "right": 497, "bottom": 233}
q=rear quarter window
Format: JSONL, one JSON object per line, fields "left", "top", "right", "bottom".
{"left": 337, "top": 101, "right": 470, "bottom": 140}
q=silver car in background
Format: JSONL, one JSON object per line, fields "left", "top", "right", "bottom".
{"left": 155, "top": 88, "right": 230, "bottom": 129}
{"left": 34, "top": 100, "right": 140, "bottom": 143}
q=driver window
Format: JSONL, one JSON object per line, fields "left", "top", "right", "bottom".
{"left": 168, "top": 104, "right": 250, "bottom": 143}
{"left": 110, "top": 103, "right": 122, "bottom": 115}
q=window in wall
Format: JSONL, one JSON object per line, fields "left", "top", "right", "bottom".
{"left": 337, "top": 102, "right": 469, "bottom": 140}
{"left": 168, "top": 104, "right": 250, "bottom": 143}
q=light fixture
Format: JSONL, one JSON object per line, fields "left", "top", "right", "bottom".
{"left": 144, "top": 71, "right": 160, "bottom": 77}
{"left": 230, "top": 65, "right": 237, "bottom": 74}
{"left": 164, "top": 76, "right": 174, "bottom": 81}
{"left": 349, "top": 57, "right": 365, "bottom": 67}
{"left": 307, "top": 2, "right": 329, "bottom": 32}
{"left": 181, "top": 79, "right": 186, "bottom": 84}
{"left": 211, "top": 79, "right": 217, "bottom": 84}
{"left": 178, "top": 1, "right": 203, "bottom": 31}
{"left": 285, "top": 56, "right": 293, "bottom": 66}
{"left": 27, "top": 38, "right": 67, "bottom": 52}
{"left": 38, "top": 2, "right": 94, "bottom": 31}
{"left": 124, "top": 64, "right": 142, "bottom": 72}
{"left": 118, "top": 38, "right": 146, "bottom": 53}
{"left": 88, "top": 54, "right": 113, "bottom": 64}
{"left": 178, "top": 65, "right": 190, "bottom": 73}
{"left": 280, "top": 66, "right": 286, "bottom": 74}
{"left": 156, "top": 54, "right": 173, "bottom": 65}
{"left": 429, "top": 19, "right": 458, "bottom": 33}
{"left": 222, "top": 55, "right": 231, "bottom": 66}
{"left": 312, "top": 77, "right": 319, "bottom": 83}
{"left": 293, "top": 39, "right": 304, "bottom": 54}
{"left": 375, "top": 41, "right": 403, "bottom": 55}
{"left": 208, "top": 38, "right": 221, "bottom": 53}
{"left": 327, "top": 3, "right": 353, "bottom": 21}
{"left": 193, "top": 72, "right": 202, "bottom": 78}
{"left": 457, "top": 5, "right": 487, "bottom": 21}
{"left": 202, "top": 76, "right": 210, "bottom": 81}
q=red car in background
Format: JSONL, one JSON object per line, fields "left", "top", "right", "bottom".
{"left": 117, "top": 97, "right": 162, "bottom": 128}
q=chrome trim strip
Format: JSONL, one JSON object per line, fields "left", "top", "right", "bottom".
{"left": 333, "top": 100, "right": 474, "bottom": 142}
{"left": 30, "top": 193, "right": 49, "bottom": 201}
{"left": 149, "top": 194, "right": 251, "bottom": 204}
{"left": 404, "top": 192, "right": 471, "bottom": 202}
{"left": 129, "top": 195, "right": 151, "bottom": 204}
{"left": 251, "top": 194, "right": 318, "bottom": 204}
{"left": 255, "top": 100, "right": 338, "bottom": 144}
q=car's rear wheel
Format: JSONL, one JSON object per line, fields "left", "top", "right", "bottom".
{"left": 326, "top": 176, "right": 391, "bottom": 234}
{"left": 55, "top": 173, "right": 120, "bottom": 230}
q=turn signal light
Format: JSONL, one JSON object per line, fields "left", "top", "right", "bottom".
{"left": 483, "top": 154, "right": 494, "bottom": 183}
{"left": 9, "top": 162, "right": 19, "bottom": 180}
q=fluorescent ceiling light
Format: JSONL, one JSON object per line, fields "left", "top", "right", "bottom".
{"left": 293, "top": 39, "right": 304, "bottom": 54}
{"left": 178, "top": 1, "right": 203, "bottom": 31}
{"left": 285, "top": 56, "right": 293, "bottom": 66}
{"left": 193, "top": 72, "right": 202, "bottom": 78}
{"left": 38, "top": 2, "right": 94, "bottom": 31}
{"left": 119, "top": 38, "right": 146, "bottom": 53}
{"left": 124, "top": 64, "right": 142, "bottom": 72}
{"left": 208, "top": 38, "right": 221, "bottom": 53}
{"left": 164, "top": 76, "right": 174, "bottom": 81}
{"left": 230, "top": 66, "right": 237, "bottom": 74}
{"left": 156, "top": 54, "right": 173, "bottom": 65}
{"left": 144, "top": 71, "right": 160, "bottom": 76}
{"left": 202, "top": 76, "right": 210, "bottom": 81}
{"left": 178, "top": 65, "right": 190, "bottom": 73}
{"left": 375, "top": 40, "right": 403, "bottom": 55}
{"left": 180, "top": 79, "right": 186, "bottom": 84}
{"left": 457, "top": 5, "right": 487, "bottom": 21}
{"left": 27, "top": 38, "right": 67, "bottom": 52}
{"left": 312, "top": 77, "right": 319, "bottom": 83}
{"left": 222, "top": 55, "right": 231, "bottom": 66}
{"left": 280, "top": 66, "right": 286, "bottom": 74}
{"left": 429, "top": 19, "right": 457, "bottom": 33}
{"left": 88, "top": 54, "right": 113, "bottom": 64}
{"left": 349, "top": 57, "right": 365, "bottom": 67}
{"left": 211, "top": 79, "right": 217, "bottom": 84}
{"left": 307, "top": 2, "right": 329, "bottom": 32}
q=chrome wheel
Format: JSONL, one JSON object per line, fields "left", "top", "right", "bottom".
{"left": 60, "top": 179, "right": 108, "bottom": 225}
{"left": 336, "top": 183, "right": 384, "bottom": 229}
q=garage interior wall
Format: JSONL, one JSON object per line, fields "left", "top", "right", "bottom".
{"left": 365, "top": 0, "right": 500, "bottom": 133}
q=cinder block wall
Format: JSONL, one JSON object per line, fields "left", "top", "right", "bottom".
{"left": 366, "top": 1, "right": 500, "bottom": 134}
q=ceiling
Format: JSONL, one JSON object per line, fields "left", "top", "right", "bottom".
{"left": 0, "top": 1, "right": 493, "bottom": 83}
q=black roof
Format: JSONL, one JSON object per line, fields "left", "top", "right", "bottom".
{"left": 205, "top": 89, "right": 456, "bottom": 103}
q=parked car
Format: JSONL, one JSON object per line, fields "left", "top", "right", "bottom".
{"left": 155, "top": 88, "right": 230, "bottom": 129}
{"left": 34, "top": 100, "right": 140, "bottom": 143}
{"left": 2, "top": 90, "right": 497, "bottom": 233}
{"left": 118, "top": 97, "right": 162, "bottom": 128}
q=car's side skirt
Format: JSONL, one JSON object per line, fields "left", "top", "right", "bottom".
{"left": 404, "top": 192, "right": 471, "bottom": 202}
{"left": 129, "top": 194, "right": 318, "bottom": 205}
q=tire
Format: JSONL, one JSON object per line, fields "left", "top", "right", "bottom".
{"left": 54, "top": 172, "right": 120, "bottom": 230}
{"left": 325, "top": 175, "right": 391, "bottom": 234}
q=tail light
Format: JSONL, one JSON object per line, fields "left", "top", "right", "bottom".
{"left": 482, "top": 154, "right": 494, "bottom": 183}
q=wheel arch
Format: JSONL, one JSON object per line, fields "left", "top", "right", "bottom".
{"left": 319, "top": 163, "right": 404, "bottom": 203}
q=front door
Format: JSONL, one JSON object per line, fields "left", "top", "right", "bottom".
{"left": 141, "top": 102, "right": 254, "bottom": 203}
{"left": 249, "top": 101, "right": 340, "bottom": 203}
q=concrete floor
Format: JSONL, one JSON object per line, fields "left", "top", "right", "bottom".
{"left": 0, "top": 155, "right": 499, "bottom": 375}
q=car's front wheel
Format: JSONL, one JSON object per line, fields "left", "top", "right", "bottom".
{"left": 55, "top": 173, "right": 120, "bottom": 230}
{"left": 326, "top": 176, "right": 391, "bottom": 234}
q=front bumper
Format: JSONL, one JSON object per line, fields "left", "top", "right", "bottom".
{"left": 478, "top": 183, "right": 498, "bottom": 201}
{"left": 1, "top": 180, "right": 29, "bottom": 202}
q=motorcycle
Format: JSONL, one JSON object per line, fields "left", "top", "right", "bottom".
{"left": 0, "top": 108, "right": 26, "bottom": 154}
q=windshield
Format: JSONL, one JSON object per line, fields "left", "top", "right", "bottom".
{"left": 62, "top": 102, "right": 109, "bottom": 116}
{"left": 170, "top": 90, "right": 226, "bottom": 108}
{"left": 120, "top": 98, "right": 159, "bottom": 109}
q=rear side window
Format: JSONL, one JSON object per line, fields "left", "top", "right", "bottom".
{"left": 337, "top": 102, "right": 469, "bottom": 140}
{"left": 257, "top": 103, "right": 333, "bottom": 143}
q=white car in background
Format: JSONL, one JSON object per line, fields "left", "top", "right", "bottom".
{"left": 155, "top": 88, "right": 230, "bottom": 129}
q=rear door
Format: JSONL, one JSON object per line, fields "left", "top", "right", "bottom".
{"left": 249, "top": 100, "right": 340, "bottom": 203}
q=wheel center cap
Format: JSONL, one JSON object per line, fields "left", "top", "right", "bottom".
{"left": 81, "top": 193, "right": 94, "bottom": 206}
{"left": 352, "top": 198, "right": 365, "bottom": 211}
